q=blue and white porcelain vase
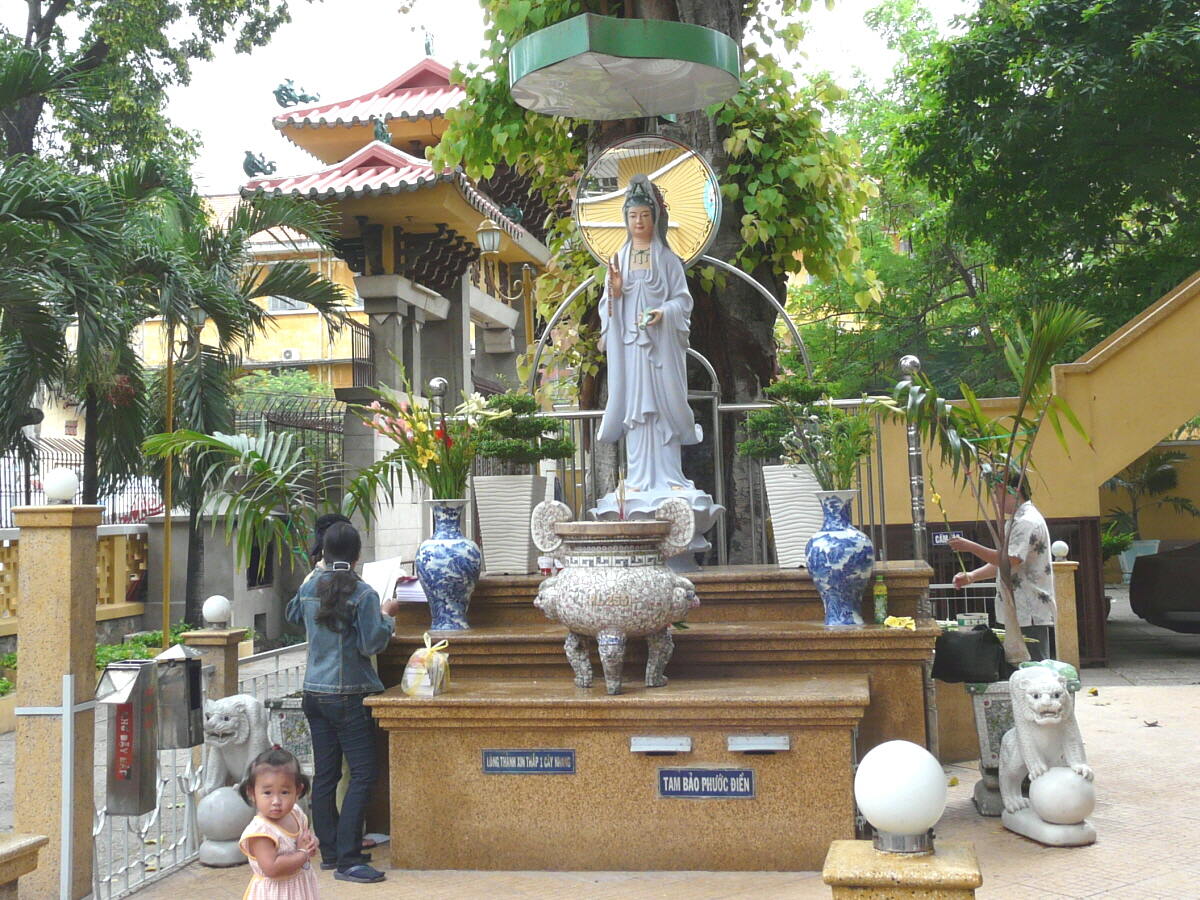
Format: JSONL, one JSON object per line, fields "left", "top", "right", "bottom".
{"left": 805, "top": 489, "right": 874, "bottom": 626}
{"left": 415, "top": 499, "right": 482, "bottom": 631}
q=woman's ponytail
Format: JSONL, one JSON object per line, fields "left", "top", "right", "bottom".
{"left": 314, "top": 522, "right": 362, "bottom": 633}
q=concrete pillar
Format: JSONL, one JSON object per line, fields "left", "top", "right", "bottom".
{"left": 1053, "top": 559, "right": 1080, "bottom": 669}
{"left": 403, "top": 308, "right": 424, "bottom": 391}
{"left": 181, "top": 629, "right": 247, "bottom": 700}
{"left": 420, "top": 277, "right": 472, "bottom": 401}
{"left": 822, "top": 840, "right": 982, "bottom": 898}
{"left": 371, "top": 309, "right": 408, "bottom": 390}
{"left": 13, "top": 505, "right": 102, "bottom": 899}
{"left": 144, "top": 512, "right": 188, "bottom": 631}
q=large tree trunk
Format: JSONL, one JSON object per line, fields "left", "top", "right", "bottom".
{"left": 185, "top": 501, "right": 205, "bottom": 627}
{"left": 82, "top": 386, "right": 100, "bottom": 504}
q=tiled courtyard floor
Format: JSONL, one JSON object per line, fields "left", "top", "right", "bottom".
{"left": 8, "top": 586, "right": 1199, "bottom": 897}
{"left": 133, "top": 588, "right": 1200, "bottom": 899}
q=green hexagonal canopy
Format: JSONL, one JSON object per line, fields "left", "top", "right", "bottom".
{"left": 509, "top": 14, "right": 740, "bottom": 120}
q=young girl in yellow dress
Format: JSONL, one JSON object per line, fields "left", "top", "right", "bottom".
{"left": 238, "top": 747, "right": 320, "bottom": 899}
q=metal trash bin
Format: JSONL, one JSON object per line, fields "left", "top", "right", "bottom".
{"left": 155, "top": 643, "right": 204, "bottom": 749}
{"left": 95, "top": 659, "right": 160, "bottom": 816}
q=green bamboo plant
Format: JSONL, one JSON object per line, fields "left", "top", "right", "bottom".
{"left": 882, "top": 302, "right": 1101, "bottom": 664}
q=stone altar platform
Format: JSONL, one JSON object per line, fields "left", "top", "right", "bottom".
{"left": 371, "top": 562, "right": 935, "bottom": 873}
{"left": 366, "top": 674, "right": 869, "bottom": 871}
{"left": 382, "top": 561, "right": 937, "bottom": 756}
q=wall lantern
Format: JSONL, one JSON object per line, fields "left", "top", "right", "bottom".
{"left": 475, "top": 218, "right": 503, "bottom": 256}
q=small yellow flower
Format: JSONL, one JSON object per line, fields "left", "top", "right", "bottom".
{"left": 931, "top": 492, "right": 942, "bottom": 506}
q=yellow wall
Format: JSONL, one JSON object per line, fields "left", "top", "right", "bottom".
{"left": 879, "top": 270, "right": 1200, "bottom": 527}
{"left": 136, "top": 254, "right": 366, "bottom": 387}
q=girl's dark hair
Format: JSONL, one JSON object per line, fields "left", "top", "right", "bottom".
{"left": 238, "top": 747, "right": 310, "bottom": 805}
{"left": 315, "top": 521, "right": 361, "bottom": 633}
{"left": 311, "top": 513, "right": 352, "bottom": 563}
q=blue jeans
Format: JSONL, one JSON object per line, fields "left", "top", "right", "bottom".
{"left": 302, "top": 691, "right": 377, "bottom": 868}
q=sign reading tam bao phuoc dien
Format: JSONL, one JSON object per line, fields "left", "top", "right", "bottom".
{"left": 482, "top": 749, "right": 576, "bottom": 774}
{"left": 658, "top": 767, "right": 755, "bottom": 798}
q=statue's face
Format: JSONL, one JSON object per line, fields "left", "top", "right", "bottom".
{"left": 626, "top": 204, "right": 654, "bottom": 243}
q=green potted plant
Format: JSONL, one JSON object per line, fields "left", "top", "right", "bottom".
{"left": 1103, "top": 449, "right": 1200, "bottom": 583}
{"left": 473, "top": 391, "right": 575, "bottom": 574}
{"left": 737, "top": 356, "right": 830, "bottom": 567}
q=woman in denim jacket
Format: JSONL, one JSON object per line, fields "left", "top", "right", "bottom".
{"left": 285, "top": 521, "right": 401, "bottom": 884}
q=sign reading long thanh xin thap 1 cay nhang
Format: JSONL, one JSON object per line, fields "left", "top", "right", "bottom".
{"left": 482, "top": 749, "right": 576, "bottom": 774}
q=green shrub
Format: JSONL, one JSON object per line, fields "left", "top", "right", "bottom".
{"left": 0, "top": 652, "right": 16, "bottom": 671}
{"left": 0, "top": 676, "right": 12, "bottom": 697}
{"left": 476, "top": 392, "right": 575, "bottom": 474}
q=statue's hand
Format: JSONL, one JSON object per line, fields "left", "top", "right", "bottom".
{"left": 607, "top": 255, "right": 623, "bottom": 298}
{"left": 1027, "top": 758, "right": 1048, "bottom": 780}
{"left": 1072, "top": 763, "right": 1094, "bottom": 781}
{"left": 644, "top": 308, "right": 663, "bottom": 327}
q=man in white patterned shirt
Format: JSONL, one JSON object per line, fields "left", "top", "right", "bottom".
{"left": 949, "top": 468, "right": 1055, "bottom": 660}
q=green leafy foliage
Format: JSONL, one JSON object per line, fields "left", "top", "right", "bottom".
{"left": 0, "top": 677, "right": 11, "bottom": 697}
{"left": 234, "top": 370, "right": 336, "bottom": 406}
{"left": 1099, "top": 521, "right": 1135, "bottom": 563}
{"left": 143, "top": 426, "right": 404, "bottom": 572}
{"left": 2, "top": 0, "right": 306, "bottom": 165}
{"left": 737, "top": 350, "right": 831, "bottom": 460}
{"left": 898, "top": 0, "right": 1200, "bottom": 337}
{"left": 429, "top": 0, "right": 877, "bottom": 385}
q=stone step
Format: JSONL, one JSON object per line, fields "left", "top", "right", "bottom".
{"left": 391, "top": 560, "right": 932, "bottom": 629}
{"left": 380, "top": 619, "right": 937, "bottom": 755}
{"left": 366, "top": 672, "right": 870, "bottom": 871}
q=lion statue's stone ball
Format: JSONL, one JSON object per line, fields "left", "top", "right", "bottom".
{"left": 1029, "top": 767, "right": 1096, "bottom": 825}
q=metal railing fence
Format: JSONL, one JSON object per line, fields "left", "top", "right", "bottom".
{"left": 0, "top": 438, "right": 161, "bottom": 527}
{"left": 91, "top": 643, "right": 307, "bottom": 898}
{"left": 530, "top": 397, "right": 888, "bottom": 566}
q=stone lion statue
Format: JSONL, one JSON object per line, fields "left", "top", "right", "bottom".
{"left": 200, "top": 694, "right": 271, "bottom": 796}
{"left": 999, "top": 666, "right": 1093, "bottom": 814}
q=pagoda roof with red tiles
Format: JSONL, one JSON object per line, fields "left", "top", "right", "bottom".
{"left": 241, "top": 141, "right": 535, "bottom": 249}
{"left": 244, "top": 141, "right": 454, "bottom": 199}
{"left": 274, "top": 59, "right": 463, "bottom": 131}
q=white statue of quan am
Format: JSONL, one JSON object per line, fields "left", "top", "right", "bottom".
{"left": 591, "top": 174, "right": 723, "bottom": 566}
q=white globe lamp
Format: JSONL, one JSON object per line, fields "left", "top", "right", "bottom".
{"left": 202, "top": 594, "right": 232, "bottom": 628}
{"left": 1051, "top": 540, "right": 1069, "bottom": 560}
{"left": 854, "top": 740, "right": 947, "bottom": 854}
{"left": 43, "top": 467, "right": 80, "bottom": 504}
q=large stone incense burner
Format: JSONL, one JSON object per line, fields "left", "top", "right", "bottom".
{"left": 530, "top": 498, "right": 698, "bottom": 694}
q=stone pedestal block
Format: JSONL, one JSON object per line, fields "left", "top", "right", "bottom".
{"left": 822, "top": 840, "right": 983, "bottom": 898}
{"left": 368, "top": 674, "right": 869, "bottom": 871}
{"left": 0, "top": 833, "right": 46, "bottom": 900}
{"left": 181, "top": 628, "right": 247, "bottom": 700}
{"left": 12, "top": 505, "right": 102, "bottom": 900}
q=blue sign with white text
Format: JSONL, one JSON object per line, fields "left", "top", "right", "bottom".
{"left": 933, "top": 531, "right": 964, "bottom": 546}
{"left": 658, "top": 768, "right": 755, "bottom": 798}
{"left": 482, "top": 749, "right": 576, "bottom": 774}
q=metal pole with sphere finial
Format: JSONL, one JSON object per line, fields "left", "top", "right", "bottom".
{"left": 428, "top": 376, "right": 448, "bottom": 416}
{"left": 899, "top": 354, "right": 937, "bottom": 759}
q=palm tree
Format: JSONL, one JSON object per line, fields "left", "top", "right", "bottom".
{"left": 887, "top": 302, "right": 1101, "bottom": 664}
{"left": 142, "top": 427, "right": 403, "bottom": 576}
{"left": 1104, "top": 449, "right": 1200, "bottom": 539}
{"left": 151, "top": 191, "right": 353, "bottom": 624}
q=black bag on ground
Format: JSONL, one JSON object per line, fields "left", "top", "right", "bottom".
{"left": 932, "top": 624, "right": 1013, "bottom": 684}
